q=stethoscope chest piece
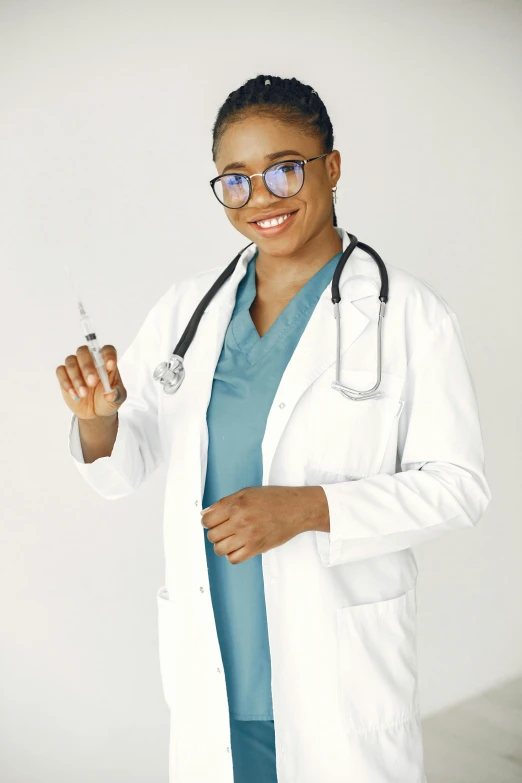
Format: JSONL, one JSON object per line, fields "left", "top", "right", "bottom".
{"left": 153, "top": 354, "right": 185, "bottom": 394}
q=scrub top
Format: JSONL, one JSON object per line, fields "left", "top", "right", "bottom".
{"left": 202, "top": 247, "right": 343, "bottom": 721}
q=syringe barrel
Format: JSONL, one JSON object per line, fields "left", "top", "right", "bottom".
{"left": 81, "top": 317, "right": 105, "bottom": 369}
{"left": 86, "top": 332, "right": 113, "bottom": 393}
{"left": 78, "top": 313, "right": 113, "bottom": 393}
{"left": 87, "top": 338, "right": 105, "bottom": 368}
{"left": 80, "top": 314, "right": 93, "bottom": 339}
{"left": 80, "top": 318, "right": 103, "bottom": 362}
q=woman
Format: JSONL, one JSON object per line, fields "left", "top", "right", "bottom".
{"left": 59, "top": 74, "right": 491, "bottom": 783}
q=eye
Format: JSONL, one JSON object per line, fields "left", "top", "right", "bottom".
{"left": 273, "top": 162, "right": 299, "bottom": 174}
{"left": 223, "top": 174, "right": 246, "bottom": 186}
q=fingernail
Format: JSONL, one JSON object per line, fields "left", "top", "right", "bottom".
{"left": 107, "top": 360, "right": 115, "bottom": 370}
{"left": 79, "top": 387, "right": 87, "bottom": 397}
{"left": 87, "top": 374, "right": 96, "bottom": 385}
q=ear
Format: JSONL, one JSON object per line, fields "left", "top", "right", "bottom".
{"left": 327, "top": 149, "right": 341, "bottom": 186}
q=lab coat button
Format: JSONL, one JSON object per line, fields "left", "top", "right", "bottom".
{"left": 226, "top": 746, "right": 230, "bottom": 753}
{"left": 195, "top": 500, "right": 199, "bottom": 507}
{"left": 200, "top": 586, "right": 204, "bottom": 593}
{"left": 217, "top": 667, "right": 221, "bottom": 673}
{"left": 279, "top": 402, "right": 286, "bottom": 409}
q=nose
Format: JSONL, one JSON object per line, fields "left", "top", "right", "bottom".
{"left": 248, "top": 172, "right": 275, "bottom": 205}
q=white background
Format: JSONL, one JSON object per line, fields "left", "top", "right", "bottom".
{"left": 1, "top": 1, "right": 520, "bottom": 780}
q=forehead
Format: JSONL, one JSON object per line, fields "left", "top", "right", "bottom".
{"left": 216, "top": 115, "right": 320, "bottom": 171}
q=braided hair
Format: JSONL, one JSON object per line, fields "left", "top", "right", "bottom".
{"left": 211, "top": 74, "right": 338, "bottom": 227}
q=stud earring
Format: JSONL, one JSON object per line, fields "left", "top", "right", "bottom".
{"left": 332, "top": 185, "right": 337, "bottom": 205}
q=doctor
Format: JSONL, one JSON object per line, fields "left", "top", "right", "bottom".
{"left": 58, "top": 73, "right": 491, "bottom": 783}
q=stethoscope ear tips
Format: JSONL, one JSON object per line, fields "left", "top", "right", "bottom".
{"left": 153, "top": 355, "right": 185, "bottom": 394}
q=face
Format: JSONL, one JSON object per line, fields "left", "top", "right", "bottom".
{"left": 213, "top": 114, "right": 341, "bottom": 257}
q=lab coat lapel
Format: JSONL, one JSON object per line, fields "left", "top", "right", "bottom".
{"left": 183, "top": 255, "right": 253, "bottom": 498}
{"left": 260, "top": 273, "right": 380, "bottom": 482}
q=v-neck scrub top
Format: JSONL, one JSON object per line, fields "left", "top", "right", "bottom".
{"left": 202, "top": 248, "right": 343, "bottom": 721}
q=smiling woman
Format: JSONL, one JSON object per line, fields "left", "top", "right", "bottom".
{"left": 199, "top": 76, "right": 350, "bottom": 783}
{"left": 209, "top": 75, "right": 343, "bottom": 294}
{"left": 65, "top": 72, "right": 490, "bottom": 783}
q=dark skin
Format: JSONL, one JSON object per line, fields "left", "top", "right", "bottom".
{"left": 202, "top": 114, "right": 337, "bottom": 564}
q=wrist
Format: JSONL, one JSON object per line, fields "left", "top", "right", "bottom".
{"left": 301, "top": 486, "right": 330, "bottom": 533}
{"left": 78, "top": 412, "right": 118, "bottom": 432}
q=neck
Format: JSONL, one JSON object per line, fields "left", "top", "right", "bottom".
{"left": 254, "top": 223, "right": 342, "bottom": 295}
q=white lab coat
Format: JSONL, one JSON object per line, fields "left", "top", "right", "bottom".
{"left": 68, "top": 227, "right": 491, "bottom": 783}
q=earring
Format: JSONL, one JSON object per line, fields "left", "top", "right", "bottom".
{"left": 332, "top": 185, "right": 337, "bottom": 204}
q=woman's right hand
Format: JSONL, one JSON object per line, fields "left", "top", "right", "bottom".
{"left": 56, "top": 344, "right": 128, "bottom": 420}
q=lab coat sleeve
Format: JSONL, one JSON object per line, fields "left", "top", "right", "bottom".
{"left": 67, "top": 299, "right": 164, "bottom": 500}
{"left": 316, "top": 309, "right": 492, "bottom": 566}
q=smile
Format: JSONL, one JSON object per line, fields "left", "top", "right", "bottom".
{"left": 250, "top": 210, "right": 298, "bottom": 235}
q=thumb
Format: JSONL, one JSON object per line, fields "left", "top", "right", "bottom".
{"left": 107, "top": 385, "right": 123, "bottom": 404}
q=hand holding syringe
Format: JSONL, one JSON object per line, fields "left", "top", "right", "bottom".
{"left": 56, "top": 266, "right": 128, "bottom": 419}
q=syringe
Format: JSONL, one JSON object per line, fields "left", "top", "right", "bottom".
{"left": 63, "top": 265, "right": 115, "bottom": 396}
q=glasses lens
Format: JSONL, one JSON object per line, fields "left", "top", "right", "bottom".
{"left": 213, "top": 174, "right": 250, "bottom": 207}
{"left": 265, "top": 161, "right": 303, "bottom": 197}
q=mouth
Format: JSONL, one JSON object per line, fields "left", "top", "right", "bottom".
{"left": 248, "top": 209, "right": 299, "bottom": 236}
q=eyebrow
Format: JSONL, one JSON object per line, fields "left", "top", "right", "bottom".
{"left": 221, "top": 149, "right": 304, "bottom": 175}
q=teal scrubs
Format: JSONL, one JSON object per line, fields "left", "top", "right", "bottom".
{"left": 202, "top": 248, "right": 343, "bottom": 780}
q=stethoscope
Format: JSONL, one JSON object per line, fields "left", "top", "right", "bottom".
{"left": 153, "top": 232, "right": 388, "bottom": 401}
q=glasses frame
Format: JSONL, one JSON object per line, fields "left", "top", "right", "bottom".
{"left": 209, "top": 152, "right": 330, "bottom": 208}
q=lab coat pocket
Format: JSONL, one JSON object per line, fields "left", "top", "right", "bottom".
{"left": 308, "top": 370, "right": 406, "bottom": 479}
{"left": 336, "top": 586, "right": 419, "bottom": 736}
{"left": 156, "top": 585, "right": 176, "bottom": 711}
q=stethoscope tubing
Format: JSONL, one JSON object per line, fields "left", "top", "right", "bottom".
{"left": 153, "top": 233, "right": 388, "bottom": 398}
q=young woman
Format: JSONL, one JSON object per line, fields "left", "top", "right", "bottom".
{"left": 59, "top": 74, "right": 491, "bottom": 783}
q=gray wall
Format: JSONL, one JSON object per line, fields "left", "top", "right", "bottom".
{"left": 1, "top": 1, "right": 520, "bottom": 781}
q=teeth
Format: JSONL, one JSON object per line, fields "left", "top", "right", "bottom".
{"left": 257, "top": 213, "right": 292, "bottom": 228}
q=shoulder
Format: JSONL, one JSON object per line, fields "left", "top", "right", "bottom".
{"left": 354, "top": 244, "right": 455, "bottom": 330}
{"left": 387, "top": 262, "right": 453, "bottom": 325}
{"left": 149, "top": 263, "right": 228, "bottom": 321}
{"left": 352, "top": 244, "right": 461, "bottom": 367}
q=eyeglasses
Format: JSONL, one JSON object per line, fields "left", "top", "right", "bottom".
{"left": 209, "top": 152, "right": 330, "bottom": 209}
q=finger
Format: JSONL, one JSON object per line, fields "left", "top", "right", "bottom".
{"left": 63, "top": 353, "right": 90, "bottom": 398}
{"left": 75, "top": 345, "right": 101, "bottom": 389}
{"left": 76, "top": 344, "right": 119, "bottom": 386}
{"left": 100, "top": 344, "right": 118, "bottom": 372}
{"left": 205, "top": 520, "right": 234, "bottom": 541}
{"left": 213, "top": 534, "right": 242, "bottom": 556}
{"left": 56, "top": 365, "right": 81, "bottom": 401}
{"left": 75, "top": 344, "right": 119, "bottom": 390}
{"left": 201, "top": 504, "right": 230, "bottom": 527}
{"left": 227, "top": 547, "right": 247, "bottom": 565}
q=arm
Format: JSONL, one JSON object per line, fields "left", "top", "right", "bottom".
{"left": 313, "top": 310, "right": 491, "bottom": 565}
{"left": 77, "top": 413, "right": 119, "bottom": 463}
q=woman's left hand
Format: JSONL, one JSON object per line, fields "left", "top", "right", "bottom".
{"left": 200, "top": 485, "right": 328, "bottom": 564}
